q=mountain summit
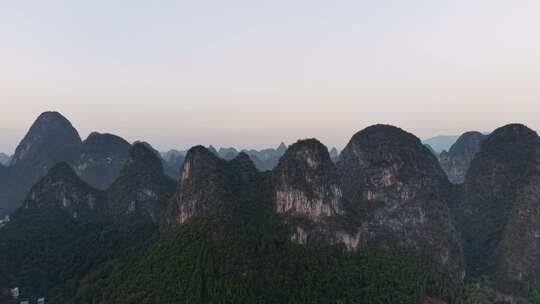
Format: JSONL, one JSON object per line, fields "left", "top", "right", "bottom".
{"left": 0, "top": 112, "right": 137, "bottom": 216}
{"left": 456, "top": 124, "right": 540, "bottom": 282}
{"left": 10, "top": 111, "right": 81, "bottom": 166}
{"left": 338, "top": 124, "right": 464, "bottom": 279}
{"left": 0, "top": 112, "right": 83, "bottom": 215}
{"left": 273, "top": 139, "right": 344, "bottom": 244}
{"left": 107, "top": 143, "right": 176, "bottom": 223}
{"left": 166, "top": 146, "right": 223, "bottom": 224}
{"left": 5, "top": 114, "right": 540, "bottom": 302}
{"left": 74, "top": 132, "right": 131, "bottom": 189}
{"left": 21, "top": 162, "right": 103, "bottom": 218}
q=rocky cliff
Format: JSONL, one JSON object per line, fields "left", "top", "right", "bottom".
{"left": 106, "top": 143, "right": 176, "bottom": 223}
{"left": 1, "top": 119, "right": 483, "bottom": 302}
{"left": 21, "top": 162, "right": 103, "bottom": 218}
{"left": 456, "top": 124, "right": 540, "bottom": 288}
{"left": 10, "top": 112, "right": 82, "bottom": 167}
{"left": 273, "top": 139, "right": 344, "bottom": 244}
{"left": 166, "top": 145, "right": 264, "bottom": 226}
{"left": 0, "top": 112, "right": 179, "bottom": 217}
{"left": 166, "top": 146, "right": 225, "bottom": 225}
{"left": 164, "top": 126, "right": 465, "bottom": 280}
{"left": 337, "top": 124, "right": 464, "bottom": 279}
{"left": 0, "top": 112, "right": 82, "bottom": 215}
{"left": 438, "top": 131, "right": 486, "bottom": 184}
{"left": 71, "top": 132, "right": 460, "bottom": 304}
{"left": 500, "top": 148, "right": 540, "bottom": 286}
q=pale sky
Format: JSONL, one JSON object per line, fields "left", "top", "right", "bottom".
{"left": 1, "top": 0, "right": 539, "bottom": 153}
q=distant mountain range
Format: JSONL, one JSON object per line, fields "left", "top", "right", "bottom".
{"left": 422, "top": 135, "right": 460, "bottom": 153}
{"left": 2, "top": 111, "right": 540, "bottom": 303}
{"left": 162, "top": 142, "right": 340, "bottom": 174}
{"left": 0, "top": 112, "right": 306, "bottom": 216}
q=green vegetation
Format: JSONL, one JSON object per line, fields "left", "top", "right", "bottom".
{"left": 457, "top": 278, "right": 540, "bottom": 304}
{"left": 74, "top": 217, "right": 456, "bottom": 304}
{"left": 1, "top": 150, "right": 460, "bottom": 304}
{"left": 0, "top": 209, "right": 157, "bottom": 303}
{"left": 73, "top": 157, "right": 458, "bottom": 304}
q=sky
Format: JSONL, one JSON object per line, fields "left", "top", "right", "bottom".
{"left": 1, "top": 0, "right": 539, "bottom": 153}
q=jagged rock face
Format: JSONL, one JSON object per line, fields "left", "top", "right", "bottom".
{"left": 106, "top": 143, "right": 176, "bottom": 224}
{"left": 438, "top": 131, "right": 486, "bottom": 184}
{"left": 135, "top": 142, "right": 183, "bottom": 181}
{"left": 166, "top": 147, "right": 260, "bottom": 225}
{"left": 229, "top": 152, "right": 259, "bottom": 182}
{"left": 10, "top": 112, "right": 81, "bottom": 167}
{"left": 166, "top": 146, "right": 224, "bottom": 225}
{"left": 1, "top": 112, "right": 82, "bottom": 215}
{"left": 337, "top": 124, "right": 463, "bottom": 279}
{"left": 457, "top": 124, "right": 540, "bottom": 279}
{"left": 74, "top": 132, "right": 131, "bottom": 189}
{"left": 22, "top": 163, "right": 103, "bottom": 218}
{"left": 274, "top": 139, "right": 342, "bottom": 220}
{"left": 500, "top": 149, "right": 540, "bottom": 284}
{"left": 338, "top": 125, "right": 450, "bottom": 208}
{"left": 273, "top": 139, "right": 345, "bottom": 244}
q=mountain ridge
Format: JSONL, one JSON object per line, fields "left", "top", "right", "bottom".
{"left": 2, "top": 112, "right": 540, "bottom": 303}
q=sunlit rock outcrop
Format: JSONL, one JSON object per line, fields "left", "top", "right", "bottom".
{"left": 166, "top": 146, "right": 227, "bottom": 225}
{"left": 274, "top": 139, "right": 343, "bottom": 220}
{"left": 273, "top": 139, "right": 346, "bottom": 244}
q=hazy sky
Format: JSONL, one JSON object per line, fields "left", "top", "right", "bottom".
{"left": 1, "top": 0, "right": 539, "bottom": 153}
